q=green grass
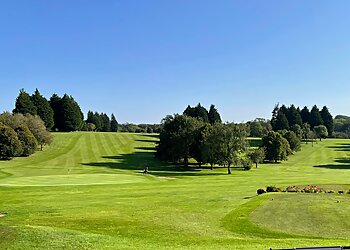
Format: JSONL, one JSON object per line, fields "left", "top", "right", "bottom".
{"left": 1, "top": 133, "right": 350, "bottom": 249}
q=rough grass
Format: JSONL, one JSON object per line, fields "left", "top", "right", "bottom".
{"left": 1, "top": 133, "right": 350, "bottom": 249}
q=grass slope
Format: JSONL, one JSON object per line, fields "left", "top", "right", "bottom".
{"left": 1, "top": 133, "right": 350, "bottom": 249}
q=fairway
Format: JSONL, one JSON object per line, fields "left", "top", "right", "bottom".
{"left": 1, "top": 132, "right": 350, "bottom": 249}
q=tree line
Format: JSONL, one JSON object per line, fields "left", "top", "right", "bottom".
{"left": 156, "top": 103, "right": 335, "bottom": 173}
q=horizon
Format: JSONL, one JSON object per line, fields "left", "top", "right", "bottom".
{"left": 1, "top": 1, "right": 350, "bottom": 123}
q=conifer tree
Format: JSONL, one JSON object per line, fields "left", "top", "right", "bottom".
{"left": 31, "top": 89, "right": 54, "bottom": 129}
{"left": 110, "top": 113, "right": 118, "bottom": 132}
{"left": 13, "top": 89, "right": 37, "bottom": 115}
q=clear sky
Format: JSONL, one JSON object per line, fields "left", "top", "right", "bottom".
{"left": 1, "top": 1, "right": 350, "bottom": 124}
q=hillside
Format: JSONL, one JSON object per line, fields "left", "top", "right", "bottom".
{"left": 1, "top": 133, "right": 350, "bottom": 249}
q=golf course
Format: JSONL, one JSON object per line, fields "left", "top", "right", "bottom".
{"left": 1, "top": 132, "right": 350, "bottom": 249}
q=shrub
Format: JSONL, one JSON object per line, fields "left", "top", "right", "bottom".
{"left": 338, "top": 190, "right": 344, "bottom": 194}
{"left": 303, "top": 185, "right": 321, "bottom": 193}
{"left": 257, "top": 189, "right": 266, "bottom": 195}
{"left": 328, "top": 190, "right": 335, "bottom": 194}
{"left": 266, "top": 185, "right": 279, "bottom": 192}
{"left": 285, "top": 185, "right": 301, "bottom": 192}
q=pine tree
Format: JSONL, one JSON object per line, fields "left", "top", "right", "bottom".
{"left": 60, "top": 94, "right": 84, "bottom": 132}
{"left": 309, "top": 105, "right": 323, "bottom": 129}
{"left": 286, "top": 104, "right": 302, "bottom": 127}
{"left": 31, "top": 89, "right": 54, "bottom": 129}
{"left": 13, "top": 89, "right": 37, "bottom": 115}
{"left": 101, "top": 113, "right": 111, "bottom": 132}
{"left": 320, "top": 106, "right": 334, "bottom": 136}
{"left": 110, "top": 113, "right": 118, "bottom": 132}
{"left": 208, "top": 104, "right": 222, "bottom": 124}
{"left": 300, "top": 106, "right": 310, "bottom": 124}
{"left": 50, "top": 94, "right": 63, "bottom": 131}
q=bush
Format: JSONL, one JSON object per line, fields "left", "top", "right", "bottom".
{"left": 266, "top": 185, "right": 279, "bottom": 192}
{"left": 338, "top": 190, "right": 344, "bottom": 194}
{"left": 328, "top": 190, "right": 335, "bottom": 194}
{"left": 303, "top": 185, "right": 321, "bottom": 193}
{"left": 285, "top": 185, "right": 301, "bottom": 192}
{"left": 0, "top": 123, "right": 22, "bottom": 159}
{"left": 257, "top": 188, "right": 266, "bottom": 195}
{"left": 242, "top": 158, "right": 252, "bottom": 170}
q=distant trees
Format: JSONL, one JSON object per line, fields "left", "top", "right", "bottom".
{"left": 271, "top": 103, "right": 333, "bottom": 139}
{"left": 110, "top": 114, "right": 118, "bottom": 132}
{"left": 248, "top": 148, "right": 265, "bottom": 168}
{"left": 208, "top": 105, "right": 222, "bottom": 124}
{"left": 247, "top": 118, "right": 272, "bottom": 137}
{"left": 156, "top": 113, "right": 250, "bottom": 173}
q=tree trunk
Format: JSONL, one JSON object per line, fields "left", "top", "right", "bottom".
{"left": 227, "top": 163, "right": 231, "bottom": 174}
{"left": 210, "top": 163, "right": 213, "bottom": 170}
{"left": 198, "top": 162, "right": 201, "bottom": 168}
{"left": 256, "top": 162, "right": 258, "bottom": 168}
{"left": 41, "top": 144, "right": 43, "bottom": 151}
{"left": 184, "top": 156, "right": 188, "bottom": 167}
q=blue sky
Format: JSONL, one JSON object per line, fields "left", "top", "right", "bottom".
{"left": 1, "top": 1, "right": 350, "bottom": 123}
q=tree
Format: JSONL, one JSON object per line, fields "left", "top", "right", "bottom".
{"left": 300, "top": 106, "right": 310, "bottom": 124}
{"left": 60, "top": 94, "right": 84, "bottom": 132}
{"left": 320, "top": 106, "right": 333, "bottom": 137}
{"left": 262, "top": 131, "right": 291, "bottom": 163}
{"left": 309, "top": 105, "right": 323, "bottom": 129}
{"left": 110, "top": 113, "right": 118, "bottom": 132}
{"left": 156, "top": 114, "right": 203, "bottom": 167}
{"left": 202, "top": 124, "right": 221, "bottom": 170}
{"left": 86, "top": 123, "right": 96, "bottom": 131}
{"left": 283, "top": 131, "right": 301, "bottom": 152}
{"left": 50, "top": 94, "right": 63, "bottom": 131}
{"left": 286, "top": 104, "right": 302, "bottom": 127}
{"left": 273, "top": 111, "right": 289, "bottom": 131}
{"left": 13, "top": 89, "right": 37, "bottom": 116}
{"left": 26, "top": 115, "right": 53, "bottom": 150}
{"left": 183, "top": 103, "right": 209, "bottom": 123}
{"left": 314, "top": 125, "right": 328, "bottom": 141}
{"left": 101, "top": 113, "right": 111, "bottom": 132}
{"left": 190, "top": 123, "right": 211, "bottom": 167}
{"left": 208, "top": 104, "right": 222, "bottom": 124}
{"left": 302, "top": 123, "right": 311, "bottom": 143}
{"left": 219, "top": 123, "right": 248, "bottom": 174}
{"left": 249, "top": 148, "right": 265, "bottom": 168}
{"left": 15, "top": 125, "right": 38, "bottom": 156}
{"left": 31, "top": 89, "right": 54, "bottom": 129}
{"left": 0, "top": 123, "right": 22, "bottom": 159}
{"left": 291, "top": 124, "right": 302, "bottom": 139}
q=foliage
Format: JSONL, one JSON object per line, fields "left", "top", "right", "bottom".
{"left": 257, "top": 188, "right": 266, "bottom": 195}
{"left": 15, "top": 125, "right": 38, "bottom": 156}
{"left": 31, "top": 89, "right": 54, "bottom": 129}
{"left": 247, "top": 118, "right": 271, "bottom": 137}
{"left": 13, "top": 89, "right": 37, "bottom": 116}
{"left": 0, "top": 123, "right": 22, "bottom": 159}
{"left": 283, "top": 131, "right": 301, "bottom": 151}
{"left": 248, "top": 148, "right": 265, "bottom": 168}
{"left": 208, "top": 104, "right": 222, "bottom": 124}
{"left": 183, "top": 103, "right": 209, "bottom": 123}
{"left": 320, "top": 106, "right": 334, "bottom": 136}
{"left": 156, "top": 114, "right": 204, "bottom": 167}
{"left": 262, "top": 131, "right": 291, "bottom": 162}
{"left": 25, "top": 115, "right": 53, "bottom": 150}
{"left": 314, "top": 125, "right": 328, "bottom": 141}
{"left": 110, "top": 113, "right": 118, "bottom": 132}
{"left": 309, "top": 105, "right": 323, "bottom": 129}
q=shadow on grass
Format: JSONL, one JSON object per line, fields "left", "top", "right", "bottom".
{"left": 83, "top": 151, "right": 226, "bottom": 177}
{"left": 314, "top": 156, "right": 350, "bottom": 169}
{"left": 328, "top": 143, "right": 350, "bottom": 151}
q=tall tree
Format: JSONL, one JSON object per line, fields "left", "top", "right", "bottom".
{"left": 110, "top": 113, "right": 118, "bottom": 132}
{"left": 60, "top": 94, "right": 84, "bottom": 132}
{"left": 219, "top": 123, "right": 248, "bottom": 174}
{"left": 13, "top": 89, "right": 37, "bottom": 115}
{"left": 101, "top": 113, "right": 111, "bottom": 132}
{"left": 208, "top": 104, "right": 222, "bottom": 124}
{"left": 183, "top": 103, "right": 209, "bottom": 123}
{"left": 156, "top": 114, "right": 203, "bottom": 167}
{"left": 286, "top": 104, "right": 302, "bottom": 127}
{"left": 309, "top": 105, "right": 323, "bottom": 129}
{"left": 49, "top": 94, "right": 63, "bottom": 131}
{"left": 262, "top": 131, "right": 291, "bottom": 163}
{"left": 320, "top": 106, "right": 333, "bottom": 136}
{"left": 25, "top": 115, "right": 53, "bottom": 150}
{"left": 273, "top": 111, "right": 289, "bottom": 131}
{"left": 300, "top": 106, "right": 310, "bottom": 124}
{"left": 15, "top": 125, "right": 38, "bottom": 156}
{"left": 31, "top": 89, "right": 54, "bottom": 129}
